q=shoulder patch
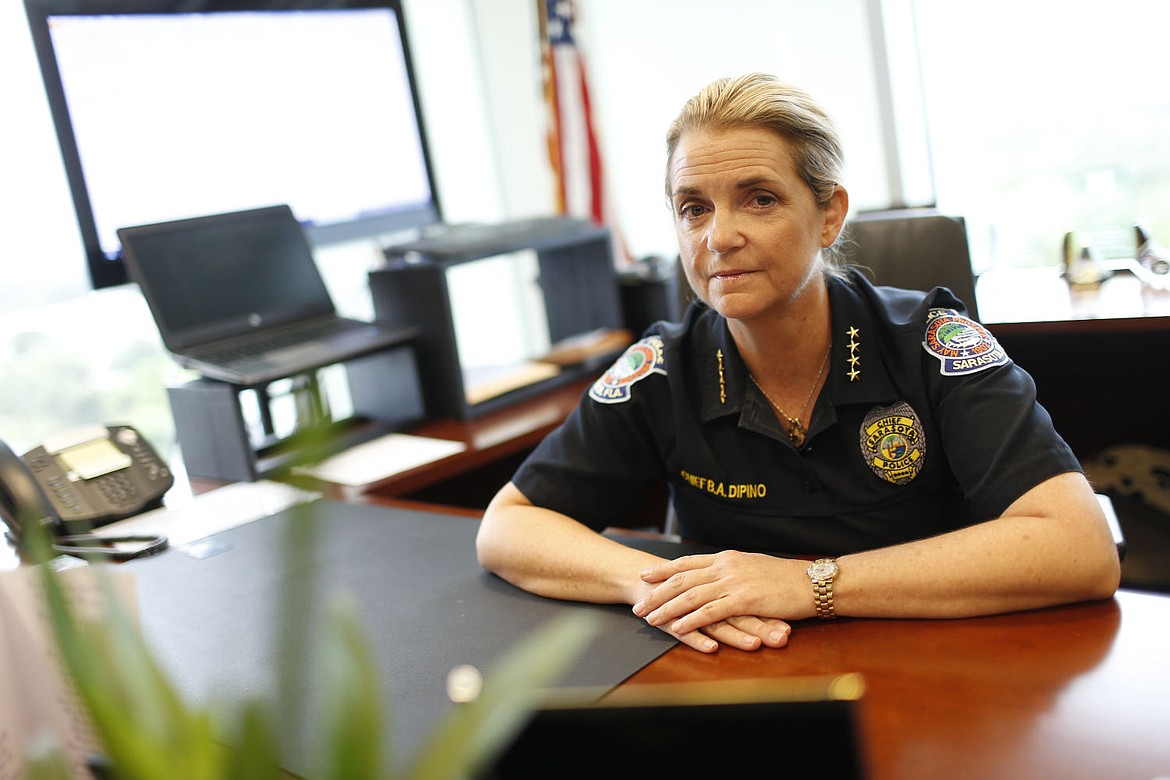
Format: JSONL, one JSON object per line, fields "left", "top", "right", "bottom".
{"left": 589, "top": 336, "right": 667, "bottom": 404}
{"left": 921, "top": 308, "right": 1009, "bottom": 376}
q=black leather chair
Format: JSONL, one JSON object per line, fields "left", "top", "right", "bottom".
{"left": 670, "top": 208, "right": 980, "bottom": 322}
{"left": 841, "top": 208, "right": 980, "bottom": 321}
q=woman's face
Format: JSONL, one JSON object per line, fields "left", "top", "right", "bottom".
{"left": 668, "top": 126, "right": 845, "bottom": 322}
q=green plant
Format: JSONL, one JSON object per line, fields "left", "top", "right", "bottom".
{"left": 21, "top": 509, "right": 597, "bottom": 780}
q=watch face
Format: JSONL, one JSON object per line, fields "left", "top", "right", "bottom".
{"left": 808, "top": 559, "right": 838, "bottom": 581}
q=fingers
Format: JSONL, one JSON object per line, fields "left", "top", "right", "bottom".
{"left": 632, "top": 551, "right": 794, "bottom": 651}
{"left": 726, "top": 615, "right": 791, "bottom": 648}
{"left": 663, "top": 617, "right": 791, "bottom": 653}
{"left": 639, "top": 554, "right": 715, "bottom": 584}
{"left": 632, "top": 570, "right": 717, "bottom": 623}
{"left": 632, "top": 557, "right": 721, "bottom": 620}
{"left": 646, "top": 588, "right": 730, "bottom": 632}
{"left": 674, "top": 628, "right": 720, "bottom": 653}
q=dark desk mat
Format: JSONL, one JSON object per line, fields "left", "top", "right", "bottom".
{"left": 124, "top": 500, "right": 682, "bottom": 776}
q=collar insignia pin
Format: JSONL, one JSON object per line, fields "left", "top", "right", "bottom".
{"left": 846, "top": 326, "right": 861, "bottom": 382}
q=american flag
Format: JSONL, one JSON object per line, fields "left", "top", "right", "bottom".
{"left": 539, "top": 0, "right": 630, "bottom": 266}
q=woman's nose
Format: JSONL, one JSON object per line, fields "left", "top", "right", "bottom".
{"left": 705, "top": 210, "right": 745, "bottom": 253}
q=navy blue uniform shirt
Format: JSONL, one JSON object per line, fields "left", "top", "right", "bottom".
{"left": 512, "top": 269, "right": 1081, "bottom": 556}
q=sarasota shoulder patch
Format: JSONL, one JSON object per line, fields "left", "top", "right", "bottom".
{"left": 921, "top": 308, "right": 1008, "bottom": 376}
{"left": 589, "top": 335, "right": 667, "bottom": 404}
{"left": 859, "top": 402, "right": 926, "bottom": 485}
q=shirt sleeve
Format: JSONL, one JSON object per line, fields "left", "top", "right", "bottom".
{"left": 922, "top": 314, "right": 1082, "bottom": 520}
{"left": 511, "top": 349, "right": 674, "bottom": 530}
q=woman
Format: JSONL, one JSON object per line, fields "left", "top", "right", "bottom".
{"left": 476, "top": 73, "right": 1119, "bottom": 654}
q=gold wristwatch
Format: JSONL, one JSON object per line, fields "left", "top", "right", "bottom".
{"left": 807, "top": 558, "right": 839, "bottom": 619}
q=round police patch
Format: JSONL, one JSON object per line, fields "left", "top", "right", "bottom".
{"left": 859, "top": 402, "right": 926, "bottom": 485}
{"left": 589, "top": 336, "right": 667, "bottom": 404}
{"left": 922, "top": 308, "right": 1009, "bottom": 376}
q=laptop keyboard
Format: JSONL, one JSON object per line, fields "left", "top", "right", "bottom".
{"left": 192, "top": 318, "right": 369, "bottom": 365}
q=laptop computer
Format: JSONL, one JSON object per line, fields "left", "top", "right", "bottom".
{"left": 118, "top": 205, "right": 416, "bottom": 386}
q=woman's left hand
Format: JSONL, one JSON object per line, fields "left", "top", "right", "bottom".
{"left": 633, "top": 550, "right": 811, "bottom": 638}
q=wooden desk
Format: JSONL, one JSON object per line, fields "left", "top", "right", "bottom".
{"left": 976, "top": 267, "right": 1170, "bottom": 458}
{"left": 341, "top": 377, "right": 670, "bottom": 529}
{"left": 617, "top": 588, "right": 1170, "bottom": 780}
{"left": 341, "top": 376, "right": 593, "bottom": 507}
{"left": 977, "top": 265, "right": 1170, "bottom": 327}
{"left": 10, "top": 495, "right": 1170, "bottom": 780}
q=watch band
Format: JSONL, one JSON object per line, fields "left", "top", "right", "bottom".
{"left": 807, "top": 558, "right": 838, "bottom": 619}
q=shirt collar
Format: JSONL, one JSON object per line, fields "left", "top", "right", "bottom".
{"left": 695, "top": 311, "right": 749, "bottom": 422}
{"left": 694, "top": 270, "right": 900, "bottom": 423}
{"left": 826, "top": 270, "right": 900, "bottom": 407}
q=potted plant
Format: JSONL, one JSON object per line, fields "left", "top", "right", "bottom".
{"left": 19, "top": 509, "right": 597, "bottom": 780}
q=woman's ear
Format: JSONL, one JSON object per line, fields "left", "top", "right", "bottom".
{"left": 821, "top": 185, "right": 849, "bottom": 247}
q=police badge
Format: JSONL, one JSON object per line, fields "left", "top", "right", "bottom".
{"left": 860, "top": 402, "right": 926, "bottom": 485}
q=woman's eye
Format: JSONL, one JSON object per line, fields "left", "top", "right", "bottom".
{"left": 753, "top": 193, "right": 776, "bottom": 207}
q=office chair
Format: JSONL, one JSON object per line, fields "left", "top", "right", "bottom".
{"left": 841, "top": 208, "right": 980, "bottom": 321}
{"left": 671, "top": 208, "right": 980, "bottom": 323}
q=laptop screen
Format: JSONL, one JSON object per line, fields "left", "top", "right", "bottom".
{"left": 119, "top": 205, "right": 336, "bottom": 350}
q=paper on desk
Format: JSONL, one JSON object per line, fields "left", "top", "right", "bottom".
{"left": 93, "top": 480, "right": 320, "bottom": 548}
{"left": 291, "top": 432, "right": 467, "bottom": 487}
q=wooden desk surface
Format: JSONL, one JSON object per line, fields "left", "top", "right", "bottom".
{"left": 336, "top": 376, "right": 595, "bottom": 501}
{"left": 617, "top": 589, "right": 1170, "bottom": 780}
{"left": 973, "top": 266, "right": 1170, "bottom": 456}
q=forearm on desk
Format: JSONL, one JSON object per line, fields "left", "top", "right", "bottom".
{"left": 835, "top": 472, "right": 1121, "bottom": 618}
{"left": 476, "top": 482, "right": 662, "bottom": 605}
{"left": 637, "top": 472, "right": 1121, "bottom": 636}
{"left": 480, "top": 473, "right": 1121, "bottom": 627}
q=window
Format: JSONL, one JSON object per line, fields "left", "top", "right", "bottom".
{"left": 0, "top": 0, "right": 181, "bottom": 457}
{"left": 908, "top": 0, "right": 1170, "bottom": 271}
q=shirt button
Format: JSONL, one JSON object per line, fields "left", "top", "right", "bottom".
{"left": 800, "top": 481, "right": 815, "bottom": 493}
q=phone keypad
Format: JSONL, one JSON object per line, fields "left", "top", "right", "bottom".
{"left": 95, "top": 472, "right": 139, "bottom": 507}
{"left": 47, "top": 473, "right": 86, "bottom": 518}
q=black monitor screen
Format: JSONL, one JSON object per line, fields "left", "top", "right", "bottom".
{"left": 24, "top": 0, "right": 442, "bottom": 289}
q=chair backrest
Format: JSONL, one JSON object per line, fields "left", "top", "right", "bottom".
{"left": 842, "top": 208, "right": 980, "bottom": 321}
{"left": 671, "top": 208, "right": 979, "bottom": 322}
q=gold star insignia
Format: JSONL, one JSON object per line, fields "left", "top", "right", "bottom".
{"left": 846, "top": 326, "right": 860, "bottom": 381}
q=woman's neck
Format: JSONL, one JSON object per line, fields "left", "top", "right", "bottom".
{"left": 729, "top": 275, "right": 832, "bottom": 387}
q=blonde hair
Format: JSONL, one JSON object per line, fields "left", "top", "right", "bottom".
{"left": 665, "top": 73, "right": 846, "bottom": 265}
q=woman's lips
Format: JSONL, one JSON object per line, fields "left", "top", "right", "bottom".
{"left": 710, "top": 269, "right": 754, "bottom": 281}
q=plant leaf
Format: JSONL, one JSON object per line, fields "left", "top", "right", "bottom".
{"left": 316, "top": 594, "right": 385, "bottom": 780}
{"left": 41, "top": 562, "right": 233, "bottom": 780}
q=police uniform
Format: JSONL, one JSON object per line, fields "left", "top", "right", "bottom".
{"left": 512, "top": 268, "right": 1081, "bottom": 557}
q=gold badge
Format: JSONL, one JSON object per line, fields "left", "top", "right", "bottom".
{"left": 859, "top": 402, "right": 926, "bottom": 485}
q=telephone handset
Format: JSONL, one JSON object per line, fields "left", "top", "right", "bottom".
{"left": 0, "top": 425, "right": 171, "bottom": 561}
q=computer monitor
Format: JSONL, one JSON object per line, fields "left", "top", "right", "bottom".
{"left": 23, "top": 0, "right": 442, "bottom": 289}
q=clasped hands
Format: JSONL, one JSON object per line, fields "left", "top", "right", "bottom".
{"left": 631, "top": 550, "right": 809, "bottom": 653}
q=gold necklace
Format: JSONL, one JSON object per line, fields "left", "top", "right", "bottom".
{"left": 750, "top": 343, "right": 831, "bottom": 447}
